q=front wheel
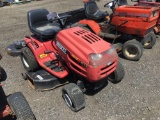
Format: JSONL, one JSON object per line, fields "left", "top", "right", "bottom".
{"left": 140, "top": 32, "right": 156, "bottom": 49}
{"left": 62, "top": 83, "right": 85, "bottom": 112}
{"left": 7, "top": 92, "right": 35, "bottom": 120}
{"left": 108, "top": 62, "right": 125, "bottom": 83}
{"left": 122, "top": 39, "right": 143, "bottom": 61}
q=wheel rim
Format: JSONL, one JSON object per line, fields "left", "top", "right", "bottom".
{"left": 125, "top": 46, "right": 138, "bottom": 58}
{"left": 144, "top": 39, "right": 151, "bottom": 47}
{"left": 63, "top": 93, "right": 73, "bottom": 107}
{"left": 22, "top": 57, "right": 29, "bottom": 68}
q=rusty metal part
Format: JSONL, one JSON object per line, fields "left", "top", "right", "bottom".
{"left": 0, "top": 105, "right": 13, "bottom": 118}
{"left": 28, "top": 79, "right": 36, "bottom": 90}
{"left": 113, "top": 43, "right": 122, "bottom": 52}
{"left": 154, "top": 26, "right": 159, "bottom": 33}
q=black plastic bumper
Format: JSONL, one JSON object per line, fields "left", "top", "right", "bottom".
{"left": 7, "top": 40, "right": 26, "bottom": 57}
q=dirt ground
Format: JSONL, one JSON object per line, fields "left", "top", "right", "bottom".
{"left": 1, "top": 0, "right": 160, "bottom": 120}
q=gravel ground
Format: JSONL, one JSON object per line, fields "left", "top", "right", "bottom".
{"left": 1, "top": 0, "right": 160, "bottom": 120}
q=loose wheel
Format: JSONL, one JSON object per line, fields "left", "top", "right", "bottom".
{"left": 7, "top": 92, "right": 35, "bottom": 120}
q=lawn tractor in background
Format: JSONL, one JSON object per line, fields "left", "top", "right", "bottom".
{"left": 0, "top": 54, "right": 35, "bottom": 120}
{"left": 78, "top": 0, "right": 159, "bottom": 61}
{"left": 7, "top": 8, "right": 124, "bottom": 112}
{"left": 0, "top": 0, "right": 9, "bottom": 7}
{"left": 131, "top": 0, "right": 160, "bottom": 33}
{"left": 0, "top": 0, "right": 34, "bottom": 7}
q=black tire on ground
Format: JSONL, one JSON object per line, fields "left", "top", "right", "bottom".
{"left": 7, "top": 92, "right": 35, "bottom": 120}
{"left": 21, "top": 47, "right": 39, "bottom": 72}
{"left": 108, "top": 62, "right": 125, "bottom": 83}
{"left": 62, "top": 83, "right": 85, "bottom": 112}
{"left": 122, "top": 39, "right": 143, "bottom": 61}
{"left": 140, "top": 32, "right": 156, "bottom": 49}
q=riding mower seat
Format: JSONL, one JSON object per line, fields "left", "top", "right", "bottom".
{"left": 84, "top": 1, "right": 109, "bottom": 20}
{"left": 28, "top": 9, "right": 61, "bottom": 39}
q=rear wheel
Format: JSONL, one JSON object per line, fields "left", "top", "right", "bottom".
{"left": 7, "top": 92, "right": 35, "bottom": 120}
{"left": 108, "top": 62, "right": 124, "bottom": 83}
{"left": 123, "top": 39, "right": 143, "bottom": 61}
{"left": 21, "top": 47, "right": 39, "bottom": 72}
{"left": 141, "top": 32, "right": 156, "bottom": 49}
{"left": 62, "top": 83, "right": 85, "bottom": 112}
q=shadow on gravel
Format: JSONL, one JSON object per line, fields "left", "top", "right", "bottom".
{"left": 117, "top": 52, "right": 124, "bottom": 58}
{"left": 85, "top": 81, "right": 109, "bottom": 96}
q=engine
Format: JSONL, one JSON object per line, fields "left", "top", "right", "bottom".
{"left": 55, "top": 27, "right": 118, "bottom": 82}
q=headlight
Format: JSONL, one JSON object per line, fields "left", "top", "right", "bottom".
{"left": 151, "top": 10, "right": 158, "bottom": 18}
{"left": 89, "top": 46, "right": 117, "bottom": 67}
{"left": 90, "top": 54, "right": 102, "bottom": 61}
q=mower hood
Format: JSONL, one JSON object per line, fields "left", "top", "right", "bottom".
{"left": 56, "top": 27, "right": 112, "bottom": 65}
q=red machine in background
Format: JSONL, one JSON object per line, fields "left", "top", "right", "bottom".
{"left": 132, "top": 0, "right": 160, "bottom": 33}
{"left": 78, "top": 0, "right": 159, "bottom": 61}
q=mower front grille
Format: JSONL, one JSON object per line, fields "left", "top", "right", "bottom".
{"left": 74, "top": 30, "right": 101, "bottom": 44}
{"left": 67, "top": 54, "right": 87, "bottom": 77}
{"left": 100, "top": 60, "right": 117, "bottom": 76}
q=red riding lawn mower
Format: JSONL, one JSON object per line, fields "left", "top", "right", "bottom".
{"left": 78, "top": 0, "right": 159, "bottom": 61}
{"left": 131, "top": 0, "right": 160, "bottom": 33}
{"left": 7, "top": 9, "right": 124, "bottom": 112}
{"left": 0, "top": 54, "right": 35, "bottom": 120}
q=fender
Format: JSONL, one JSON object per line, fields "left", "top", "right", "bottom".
{"left": 24, "top": 37, "right": 69, "bottom": 78}
{"left": 79, "top": 19, "right": 101, "bottom": 34}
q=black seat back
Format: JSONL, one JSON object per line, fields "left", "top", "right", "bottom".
{"left": 84, "top": 1, "right": 106, "bottom": 20}
{"left": 27, "top": 9, "right": 49, "bottom": 32}
{"left": 117, "top": 0, "right": 128, "bottom": 6}
{"left": 85, "top": 1, "right": 100, "bottom": 17}
{"left": 85, "top": 2, "right": 99, "bottom": 15}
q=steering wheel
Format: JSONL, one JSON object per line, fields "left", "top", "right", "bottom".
{"left": 104, "top": 1, "right": 112, "bottom": 7}
{"left": 104, "top": 1, "right": 117, "bottom": 12}
{"left": 51, "top": 15, "right": 72, "bottom": 28}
